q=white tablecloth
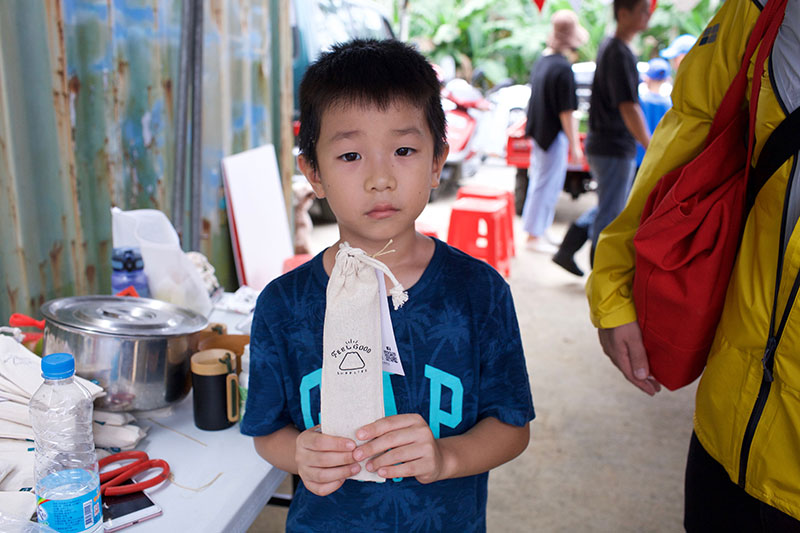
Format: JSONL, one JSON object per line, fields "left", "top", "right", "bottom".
{"left": 131, "top": 392, "right": 286, "bottom": 532}
{"left": 131, "top": 304, "right": 284, "bottom": 532}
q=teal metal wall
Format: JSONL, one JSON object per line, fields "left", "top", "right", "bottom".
{"left": 0, "top": 0, "right": 278, "bottom": 323}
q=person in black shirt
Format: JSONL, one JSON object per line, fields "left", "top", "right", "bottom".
{"left": 552, "top": 0, "right": 651, "bottom": 275}
{"left": 521, "top": 10, "right": 587, "bottom": 254}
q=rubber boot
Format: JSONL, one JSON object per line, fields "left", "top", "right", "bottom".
{"left": 552, "top": 222, "right": 588, "bottom": 277}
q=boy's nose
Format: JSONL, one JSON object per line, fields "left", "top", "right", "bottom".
{"left": 365, "top": 162, "right": 396, "bottom": 192}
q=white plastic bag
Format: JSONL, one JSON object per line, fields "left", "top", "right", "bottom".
{"left": 111, "top": 207, "right": 212, "bottom": 316}
{"left": 0, "top": 511, "right": 57, "bottom": 533}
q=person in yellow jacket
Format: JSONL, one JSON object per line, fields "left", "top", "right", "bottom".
{"left": 586, "top": 0, "right": 800, "bottom": 529}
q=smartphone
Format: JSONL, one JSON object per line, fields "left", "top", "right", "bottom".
{"left": 102, "top": 481, "right": 162, "bottom": 532}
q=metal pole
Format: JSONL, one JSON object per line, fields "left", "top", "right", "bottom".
{"left": 172, "top": 0, "right": 193, "bottom": 246}
{"left": 189, "top": 0, "right": 204, "bottom": 252}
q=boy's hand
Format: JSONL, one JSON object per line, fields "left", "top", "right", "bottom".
{"left": 353, "top": 414, "right": 444, "bottom": 484}
{"left": 295, "top": 425, "right": 359, "bottom": 496}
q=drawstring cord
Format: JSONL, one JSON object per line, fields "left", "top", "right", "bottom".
{"left": 371, "top": 239, "right": 396, "bottom": 259}
{"left": 337, "top": 241, "right": 409, "bottom": 309}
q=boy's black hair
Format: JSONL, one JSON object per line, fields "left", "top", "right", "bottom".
{"left": 613, "top": 0, "right": 646, "bottom": 20}
{"left": 298, "top": 38, "right": 446, "bottom": 171}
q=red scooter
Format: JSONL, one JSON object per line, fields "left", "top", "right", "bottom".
{"left": 435, "top": 79, "right": 492, "bottom": 200}
{"left": 506, "top": 117, "right": 593, "bottom": 215}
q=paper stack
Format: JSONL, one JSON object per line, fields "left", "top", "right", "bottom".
{"left": 0, "top": 334, "right": 147, "bottom": 492}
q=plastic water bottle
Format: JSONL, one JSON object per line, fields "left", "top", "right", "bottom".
{"left": 111, "top": 247, "right": 150, "bottom": 297}
{"left": 29, "top": 353, "right": 103, "bottom": 533}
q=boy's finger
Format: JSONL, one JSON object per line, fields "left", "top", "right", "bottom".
{"left": 304, "top": 463, "right": 360, "bottom": 484}
{"left": 365, "top": 445, "right": 419, "bottom": 472}
{"left": 303, "top": 450, "right": 360, "bottom": 469}
{"left": 369, "top": 459, "right": 418, "bottom": 481}
{"left": 352, "top": 437, "right": 387, "bottom": 462}
{"left": 354, "top": 423, "right": 430, "bottom": 461}
{"left": 356, "top": 413, "right": 417, "bottom": 441}
{"left": 355, "top": 419, "right": 396, "bottom": 441}
{"left": 305, "top": 478, "right": 346, "bottom": 497}
{"left": 353, "top": 429, "right": 412, "bottom": 461}
{"left": 305, "top": 431, "right": 356, "bottom": 452}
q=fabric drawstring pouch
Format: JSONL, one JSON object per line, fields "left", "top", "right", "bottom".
{"left": 321, "top": 242, "right": 407, "bottom": 482}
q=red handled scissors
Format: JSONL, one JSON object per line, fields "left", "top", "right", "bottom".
{"left": 98, "top": 450, "right": 170, "bottom": 496}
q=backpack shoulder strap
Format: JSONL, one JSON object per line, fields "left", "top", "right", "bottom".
{"left": 746, "top": 106, "right": 800, "bottom": 210}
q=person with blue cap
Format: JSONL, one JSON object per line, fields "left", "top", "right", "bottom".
{"left": 660, "top": 33, "right": 697, "bottom": 69}
{"left": 635, "top": 57, "right": 672, "bottom": 169}
{"left": 644, "top": 56, "right": 670, "bottom": 82}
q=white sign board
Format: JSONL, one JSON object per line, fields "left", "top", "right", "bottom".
{"left": 221, "top": 144, "right": 293, "bottom": 292}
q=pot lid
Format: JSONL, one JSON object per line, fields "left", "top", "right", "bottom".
{"left": 41, "top": 296, "right": 208, "bottom": 337}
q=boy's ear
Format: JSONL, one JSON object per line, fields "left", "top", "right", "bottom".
{"left": 430, "top": 143, "right": 450, "bottom": 188}
{"left": 298, "top": 154, "right": 326, "bottom": 198}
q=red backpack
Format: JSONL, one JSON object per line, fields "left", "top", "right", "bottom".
{"left": 632, "top": 0, "right": 787, "bottom": 390}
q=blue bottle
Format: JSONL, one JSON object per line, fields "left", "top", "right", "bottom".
{"left": 111, "top": 247, "right": 150, "bottom": 297}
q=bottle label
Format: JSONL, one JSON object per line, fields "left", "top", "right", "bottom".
{"left": 37, "top": 484, "right": 101, "bottom": 533}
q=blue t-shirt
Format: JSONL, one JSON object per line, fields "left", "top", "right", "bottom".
{"left": 241, "top": 238, "right": 535, "bottom": 532}
{"left": 635, "top": 88, "right": 672, "bottom": 166}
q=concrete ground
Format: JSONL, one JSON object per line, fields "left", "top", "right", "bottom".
{"left": 248, "top": 158, "right": 697, "bottom": 532}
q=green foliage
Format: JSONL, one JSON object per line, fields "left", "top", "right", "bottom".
{"left": 391, "top": 0, "right": 720, "bottom": 86}
{"left": 640, "top": 0, "right": 720, "bottom": 57}
{"left": 408, "top": 0, "right": 549, "bottom": 85}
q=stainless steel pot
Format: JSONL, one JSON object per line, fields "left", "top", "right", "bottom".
{"left": 41, "top": 296, "right": 208, "bottom": 411}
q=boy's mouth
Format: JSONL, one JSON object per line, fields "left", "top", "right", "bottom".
{"left": 367, "top": 204, "right": 398, "bottom": 219}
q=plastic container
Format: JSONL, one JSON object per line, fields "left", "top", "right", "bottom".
{"left": 29, "top": 353, "right": 103, "bottom": 533}
{"left": 110, "top": 207, "right": 211, "bottom": 315}
{"left": 111, "top": 247, "right": 150, "bottom": 297}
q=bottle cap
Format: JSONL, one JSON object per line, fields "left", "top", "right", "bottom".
{"left": 111, "top": 247, "right": 144, "bottom": 272}
{"left": 41, "top": 353, "right": 76, "bottom": 379}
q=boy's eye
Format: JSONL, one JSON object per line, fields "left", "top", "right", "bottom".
{"left": 339, "top": 152, "right": 361, "bottom": 162}
{"left": 395, "top": 147, "right": 415, "bottom": 156}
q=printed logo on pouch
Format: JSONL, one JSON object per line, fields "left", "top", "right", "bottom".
{"left": 331, "top": 339, "right": 371, "bottom": 375}
{"left": 339, "top": 351, "right": 366, "bottom": 372}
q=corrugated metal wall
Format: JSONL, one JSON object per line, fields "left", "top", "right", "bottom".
{"left": 0, "top": 0, "right": 282, "bottom": 323}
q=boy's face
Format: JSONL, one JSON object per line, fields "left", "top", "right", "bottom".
{"left": 299, "top": 100, "right": 447, "bottom": 250}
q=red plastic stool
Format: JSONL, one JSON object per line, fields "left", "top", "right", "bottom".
{"left": 282, "top": 254, "right": 313, "bottom": 273}
{"left": 447, "top": 197, "right": 511, "bottom": 277}
{"left": 415, "top": 221, "right": 439, "bottom": 239}
{"left": 455, "top": 185, "right": 515, "bottom": 257}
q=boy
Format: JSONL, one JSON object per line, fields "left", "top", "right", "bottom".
{"left": 552, "top": 0, "right": 651, "bottom": 274}
{"left": 634, "top": 57, "right": 672, "bottom": 169}
{"left": 583, "top": 0, "right": 651, "bottom": 254}
{"left": 240, "top": 39, "right": 534, "bottom": 531}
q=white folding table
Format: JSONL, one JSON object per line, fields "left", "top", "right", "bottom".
{"left": 128, "top": 392, "right": 286, "bottom": 532}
